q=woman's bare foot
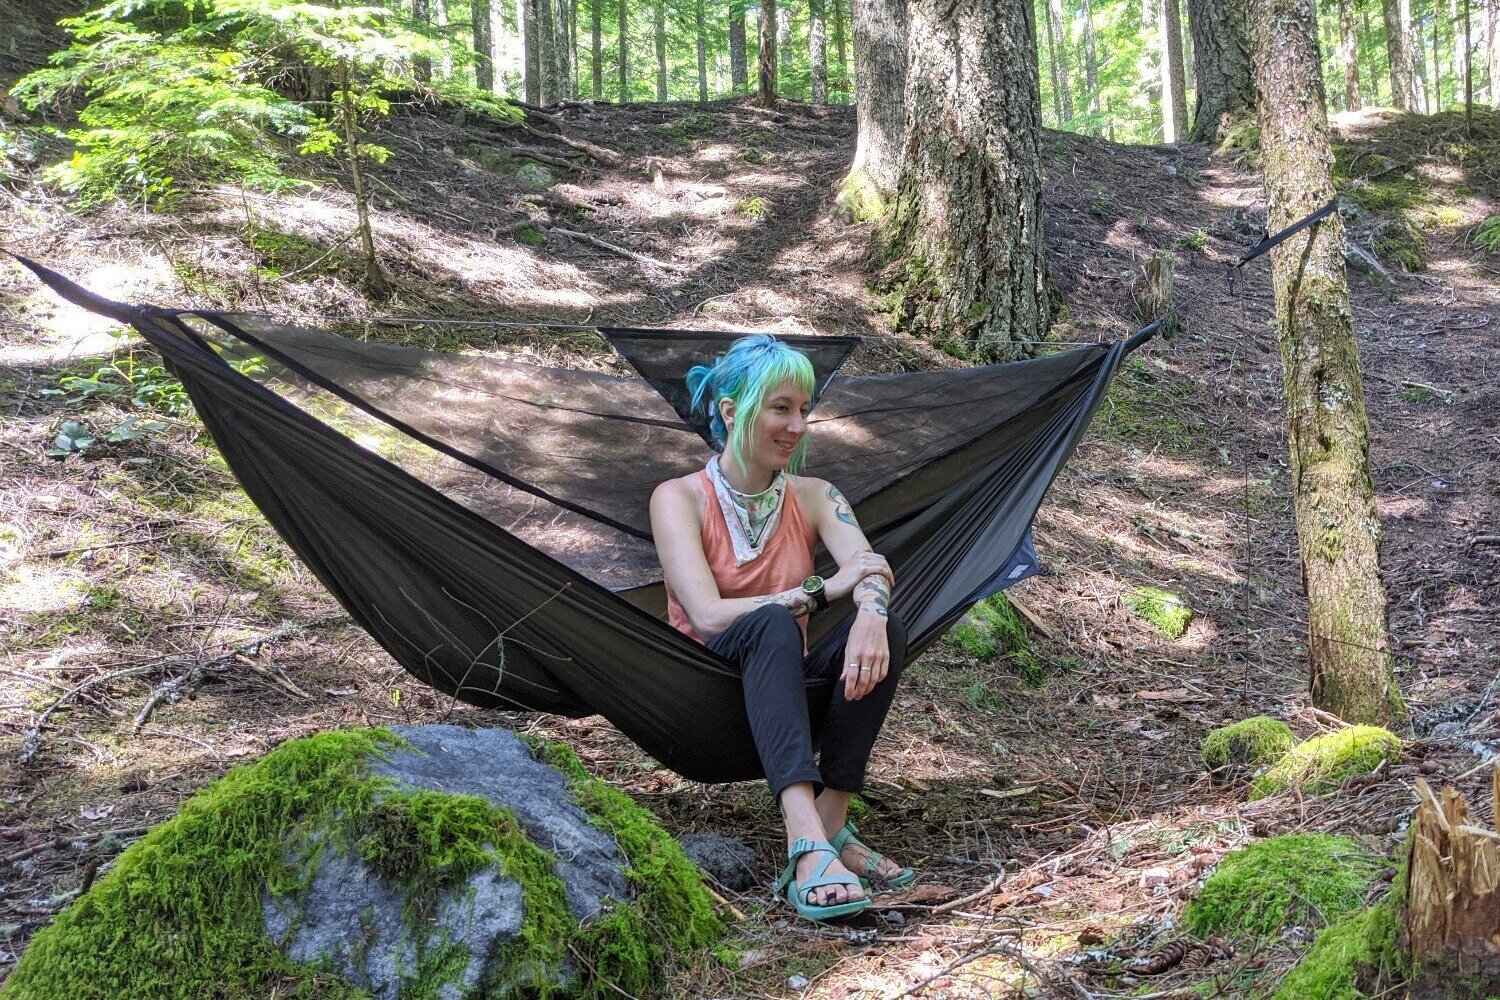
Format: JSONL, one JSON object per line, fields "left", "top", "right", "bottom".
{"left": 793, "top": 847, "right": 866, "bottom": 906}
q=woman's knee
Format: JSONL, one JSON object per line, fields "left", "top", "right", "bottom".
{"left": 739, "top": 604, "right": 804, "bottom": 655}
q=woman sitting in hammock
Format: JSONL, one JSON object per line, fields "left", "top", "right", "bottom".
{"left": 650, "top": 334, "right": 913, "bottom": 922}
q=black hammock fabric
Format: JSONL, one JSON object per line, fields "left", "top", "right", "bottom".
{"left": 15, "top": 257, "right": 1155, "bottom": 783}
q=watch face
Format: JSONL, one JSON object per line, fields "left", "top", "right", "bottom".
{"left": 802, "top": 575, "right": 824, "bottom": 594}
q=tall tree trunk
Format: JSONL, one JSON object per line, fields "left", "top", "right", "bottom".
{"left": 759, "top": 0, "right": 778, "bottom": 105}
{"left": 559, "top": 0, "right": 575, "bottom": 100}
{"left": 1162, "top": 0, "right": 1188, "bottom": 139}
{"left": 880, "top": 0, "right": 1048, "bottom": 361}
{"left": 436, "top": 0, "right": 453, "bottom": 77}
{"left": 618, "top": 0, "right": 630, "bottom": 101}
{"left": 654, "top": 0, "right": 668, "bottom": 99}
{"left": 810, "top": 0, "right": 829, "bottom": 102}
{"left": 541, "top": 0, "right": 562, "bottom": 102}
{"left": 1081, "top": 0, "right": 1102, "bottom": 131}
{"left": 837, "top": 0, "right": 907, "bottom": 219}
{"left": 592, "top": 0, "right": 603, "bottom": 96}
{"left": 496, "top": 0, "right": 513, "bottom": 94}
{"left": 1185, "top": 0, "right": 1256, "bottom": 141}
{"left": 1254, "top": 0, "right": 1409, "bottom": 729}
{"left": 1045, "top": 0, "right": 1074, "bottom": 122}
{"left": 1488, "top": 0, "right": 1498, "bottom": 103}
{"left": 832, "top": 0, "right": 849, "bottom": 98}
{"left": 696, "top": 0, "right": 709, "bottom": 100}
{"left": 777, "top": 0, "right": 791, "bottom": 72}
{"left": 523, "top": 0, "right": 541, "bottom": 101}
{"left": 1430, "top": 0, "right": 1444, "bottom": 109}
{"left": 730, "top": 0, "right": 748, "bottom": 92}
{"left": 1339, "top": 0, "right": 1364, "bottom": 110}
{"left": 1384, "top": 0, "right": 1419, "bottom": 108}
{"left": 473, "top": 0, "right": 496, "bottom": 90}
{"left": 413, "top": 0, "right": 433, "bottom": 82}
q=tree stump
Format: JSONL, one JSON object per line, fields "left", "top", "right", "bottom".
{"left": 1131, "top": 251, "right": 1179, "bottom": 339}
{"left": 1403, "top": 768, "right": 1500, "bottom": 998}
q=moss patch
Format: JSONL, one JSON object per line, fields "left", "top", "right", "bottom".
{"left": 650, "top": 112, "right": 717, "bottom": 142}
{"left": 1201, "top": 716, "right": 1295, "bottom": 774}
{"left": 1183, "top": 833, "right": 1385, "bottom": 940}
{"left": 1123, "top": 586, "right": 1192, "bottom": 639}
{"left": 515, "top": 225, "right": 547, "bottom": 247}
{"left": 834, "top": 168, "right": 888, "bottom": 224}
{"left": 1270, "top": 899, "right": 1404, "bottom": 1000}
{"left": 0, "top": 728, "right": 396, "bottom": 1000}
{"left": 524, "top": 737, "right": 722, "bottom": 995}
{"left": 1248, "top": 725, "right": 1400, "bottom": 800}
{"left": 942, "top": 593, "right": 1044, "bottom": 686}
{"left": 731, "top": 196, "right": 766, "bottom": 219}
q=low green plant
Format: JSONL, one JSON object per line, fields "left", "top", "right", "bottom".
{"left": 1122, "top": 586, "right": 1192, "bottom": 639}
{"left": 1183, "top": 833, "right": 1384, "bottom": 940}
{"left": 942, "top": 594, "right": 1043, "bottom": 685}
{"left": 732, "top": 196, "right": 767, "bottom": 219}
{"left": 1472, "top": 215, "right": 1500, "bottom": 253}
{"left": 514, "top": 225, "right": 547, "bottom": 247}
{"left": 1173, "top": 229, "right": 1208, "bottom": 252}
{"left": 1249, "top": 725, "right": 1400, "bottom": 800}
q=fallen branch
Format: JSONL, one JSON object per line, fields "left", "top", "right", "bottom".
{"left": 549, "top": 227, "right": 690, "bottom": 273}
{"left": 932, "top": 872, "right": 1008, "bottom": 914}
{"left": 510, "top": 147, "right": 582, "bottom": 171}
{"left": 886, "top": 935, "right": 1088, "bottom": 1000}
{"left": 3, "top": 825, "right": 151, "bottom": 868}
{"left": 522, "top": 123, "right": 623, "bottom": 166}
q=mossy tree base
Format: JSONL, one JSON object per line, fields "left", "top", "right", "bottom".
{"left": 1200, "top": 716, "right": 1294, "bottom": 777}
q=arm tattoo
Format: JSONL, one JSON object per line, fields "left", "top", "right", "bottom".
{"left": 854, "top": 575, "right": 890, "bottom": 618}
{"left": 753, "top": 588, "right": 814, "bottom": 618}
{"left": 827, "top": 485, "right": 858, "bottom": 527}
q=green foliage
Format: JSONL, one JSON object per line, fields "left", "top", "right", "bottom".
{"left": 732, "top": 196, "right": 766, "bottom": 218}
{"left": 42, "top": 339, "right": 192, "bottom": 455}
{"left": 1472, "top": 215, "right": 1500, "bottom": 253}
{"left": 964, "top": 680, "right": 1004, "bottom": 712}
{"left": 1122, "top": 585, "right": 1192, "bottom": 639}
{"left": 1172, "top": 228, "right": 1208, "bottom": 252}
{"left": 1182, "top": 833, "right": 1385, "bottom": 940}
{"left": 1200, "top": 716, "right": 1294, "bottom": 773}
{"left": 1270, "top": 900, "right": 1404, "bottom": 1000}
{"left": 942, "top": 593, "right": 1043, "bottom": 685}
{"left": 1249, "top": 726, "right": 1401, "bottom": 800}
{"left": 515, "top": 225, "right": 547, "bottom": 247}
{"left": 15, "top": 0, "right": 514, "bottom": 206}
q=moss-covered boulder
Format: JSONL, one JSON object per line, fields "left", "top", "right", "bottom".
{"left": 942, "top": 593, "right": 1044, "bottom": 685}
{"left": 1183, "top": 833, "right": 1385, "bottom": 940}
{"left": 1, "top": 725, "right": 719, "bottom": 1000}
{"left": 1248, "top": 725, "right": 1401, "bottom": 801}
{"left": 1123, "top": 585, "right": 1192, "bottom": 639}
{"left": 1200, "top": 716, "right": 1295, "bottom": 778}
{"left": 1270, "top": 899, "right": 1405, "bottom": 1000}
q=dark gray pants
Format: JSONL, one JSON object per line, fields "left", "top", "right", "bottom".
{"left": 708, "top": 604, "right": 909, "bottom": 800}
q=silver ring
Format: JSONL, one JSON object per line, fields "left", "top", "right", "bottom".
{"left": 858, "top": 664, "right": 870, "bottom": 672}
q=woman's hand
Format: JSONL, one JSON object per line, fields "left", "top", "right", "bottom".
{"left": 826, "top": 549, "right": 894, "bottom": 602}
{"left": 841, "top": 609, "right": 890, "bottom": 701}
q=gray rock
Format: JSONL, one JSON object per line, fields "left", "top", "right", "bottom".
{"left": 677, "top": 831, "right": 759, "bottom": 892}
{"left": 262, "top": 725, "right": 632, "bottom": 1000}
{"left": 514, "top": 162, "right": 556, "bottom": 190}
{"left": 1344, "top": 242, "right": 1392, "bottom": 284}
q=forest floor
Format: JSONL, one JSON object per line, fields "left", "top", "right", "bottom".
{"left": 1, "top": 95, "right": 1497, "bottom": 998}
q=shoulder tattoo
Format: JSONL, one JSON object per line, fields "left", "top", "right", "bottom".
{"left": 827, "top": 485, "right": 857, "bottom": 527}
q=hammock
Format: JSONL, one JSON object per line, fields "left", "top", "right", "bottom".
{"left": 15, "top": 256, "right": 1156, "bottom": 783}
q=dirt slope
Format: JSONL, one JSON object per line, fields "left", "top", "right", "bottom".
{"left": 1, "top": 97, "right": 1496, "bottom": 995}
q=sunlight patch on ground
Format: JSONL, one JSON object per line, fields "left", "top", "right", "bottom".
{"left": 3, "top": 256, "right": 172, "bottom": 365}
{"left": 0, "top": 564, "right": 88, "bottom": 616}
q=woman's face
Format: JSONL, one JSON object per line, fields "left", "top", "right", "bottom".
{"left": 729, "top": 381, "right": 812, "bottom": 470}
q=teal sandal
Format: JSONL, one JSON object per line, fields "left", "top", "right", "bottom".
{"left": 774, "top": 838, "right": 872, "bottom": 922}
{"left": 830, "top": 821, "right": 917, "bottom": 889}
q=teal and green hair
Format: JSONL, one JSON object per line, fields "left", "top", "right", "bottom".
{"left": 685, "top": 334, "right": 816, "bottom": 475}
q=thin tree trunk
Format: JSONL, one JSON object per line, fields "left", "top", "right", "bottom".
{"left": 1340, "top": 0, "right": 1364, "bottom": 110}
{"left": 1185, "top": 0, "right": 1256, "bottom": 141}
{"left": 730, "top": 0, "right": 748, "bottom": 92}
{"left": 541, "top": 0, "right": 563, "bottom": 102}
{"left": 1385, "top": 0, "right": 1419, "bottom": 108}
{"left": 473, "top": 0, "right": 496, "bottom": 90}
{"left": 495, "top": 0, "right": 512, "bottom": 94}
{"left": 522, "top": 0, "right": 539, "bottom": 101}
{"left": 777, "top": 0, "right": 791, "bottom": 72}
{"left": 336, "top": 58, "right": 389, "bottom": 299}
{"left": 832, "top": 0, "right": 849, "bottom": 98}
{"left": 618, "top": 0, "right": 630, "bottom": 101}
{"left": 1254, "top": 0, "right": 1409, "bottom": 729}
{"left": 881, "top": 0, "right": 1048, "bottom": 361}
{"left": 1163, "top": 0, "right": 1188, "bottom": 139}
{"left": 1081, "top": 0, "right": 1102, "bottom": 132}
{"left": 696, "top": 0, "right": 709, "bottom": 100}
{"left": 592, "top": 0, "right": 603, "bottom": 96}
{"left": 654, "top": 0, "right": 667, "bottom": 99}
{"left": 413, "top": 0, "right": 433, "bottom": 82}
{"left": 810, "top": 0, "right": 828, "bottom": 102}
{"left": 1431, "top": 0, "right": 1444, "bottom": 110}
{"left": 838, "top": 0, "right": 907, "bottom": 218}
{"left": 437, "top": 0, "right": 453, "bottom": 77}
{"left": 561, "top": 0, "right": 575, "bottom": 100}
{"left": 1045, "top": 0, "right": 1074, "bottom": 123}
{"left": 759, "top": 0, "right": 778, "bottom": 105}
{"left": 1488, "top": 0, "right": 1499, "bottom": 103}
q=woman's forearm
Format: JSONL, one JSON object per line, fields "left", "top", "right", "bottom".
{"left": 853, "top": 574, "right": 891, "bottom": 618}
{"left": 693, "top": 587, "right": 814, "bottom": 640}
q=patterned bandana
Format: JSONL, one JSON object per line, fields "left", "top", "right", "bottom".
{"left": 705, "top": 456, "right": 786, "bottom": 566}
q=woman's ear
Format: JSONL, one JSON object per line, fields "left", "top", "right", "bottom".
{"left": 717, "top": 397, "right": 736, "bottom": 428}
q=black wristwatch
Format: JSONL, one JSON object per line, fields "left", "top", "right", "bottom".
{"left": 801, "top": 575, "right": 828, "bottom": 613}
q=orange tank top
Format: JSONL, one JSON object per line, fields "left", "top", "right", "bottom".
{"left": 665, "top": 470, "right": 817, "bottom": 644}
